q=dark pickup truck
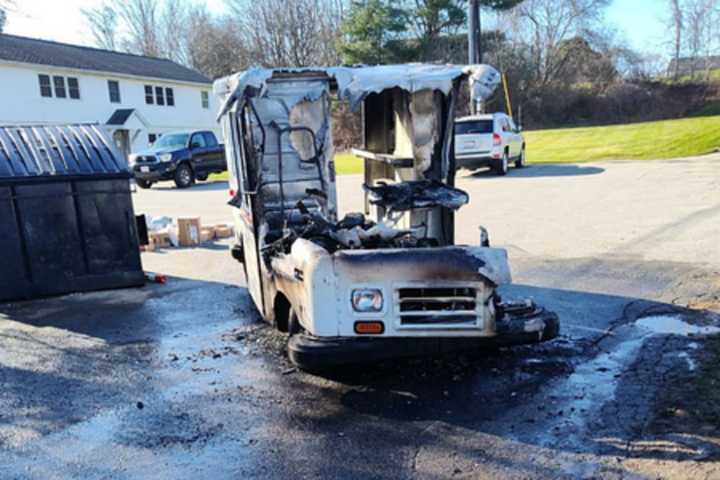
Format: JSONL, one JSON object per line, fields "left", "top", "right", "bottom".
{"left": 129, "top": 130, "right": 226, "bottom": 189}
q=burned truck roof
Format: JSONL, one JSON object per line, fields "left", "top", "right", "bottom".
{"left": 215, "top": 62, "right": 507, "bottom": 267}
{"left": 214, "top": 64, "right": 501, "bottom": 117}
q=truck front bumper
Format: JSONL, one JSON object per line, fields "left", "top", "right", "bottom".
{"left": 288, "top": 307, "right": 559, "bottom": 371}
{"left": 132, "top": 163, "right": 176, "bottom": 182}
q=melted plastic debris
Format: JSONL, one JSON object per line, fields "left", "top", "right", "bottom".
{"left": 363, "top": 180, "right": 469, "bottom": 212}
{"left": 635, "top": 315, "right": 720, "bottom": 336}
{"left": 264, "top": 206, "right": 436, "bottom": 257}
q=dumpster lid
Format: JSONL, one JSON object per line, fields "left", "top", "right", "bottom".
{"left": 0, "top": 124, "right": 129, "bottom": 180}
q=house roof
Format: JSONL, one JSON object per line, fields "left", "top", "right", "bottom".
{"left": 106, "top": 109, "right": 136, "bottom": 126}
{"left": 0, "top": 34, "right": 211, "bottom": 85}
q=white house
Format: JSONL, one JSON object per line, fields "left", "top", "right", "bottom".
{"left": 0, "top": 33, "right": 219, "bottom": 156}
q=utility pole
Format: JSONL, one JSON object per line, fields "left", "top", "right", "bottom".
{"left": 468, "top": 0, "right": 480, "bottom": 64}
{"left": 468, "top": 0, "right": 483, "bottom": 113}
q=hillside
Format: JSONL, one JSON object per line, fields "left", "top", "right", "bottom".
{"left": 333, "top": 115, "right": 720, "bottom": 174}
{"left": 525, "top": 115, "right": 720, "bottom": 164}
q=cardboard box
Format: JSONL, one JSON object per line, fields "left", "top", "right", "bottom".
{"left": 200, "top": 227, "right": 215, "bottom": 243}
{"left": 150, "top": 231, "right": 171, "bottom": 248}
{"left": 214, "top": 224, "right": 233, "bottom": 239}
{"left": 177, "top": 217, "right": 201, "bottom": 247}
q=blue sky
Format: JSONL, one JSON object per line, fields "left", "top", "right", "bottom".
{"left": 4, "top": 0, "right": 668, "bottom": 58}
{"left": 605, "top": 0, "right": 667, "bottom": 54}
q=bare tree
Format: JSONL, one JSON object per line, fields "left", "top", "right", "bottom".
{"left": 186, "top": 5, "right": 250, "bottom": 79}
{"left": 118, "top": 0, "right": 162, "bottom": 57}
{"left": 226, "top": 0, "right": 345, "bottom": 67}
{"left": 0, "top": 0, "right": 16, "bottom": 33}
{"left": 667, "top": 0, "right": 684, "bottom": 79}
{"left": 81, "top": 2, "right": 118, "bottom": 50}
{"left": 160, "top": 0, "right": 189, "bottom": 63}
{"left": 683, "top": 0, "right": 720, "bottom": 79}
{"left": 502, "top": 0, "right": 611, "bottom": 86}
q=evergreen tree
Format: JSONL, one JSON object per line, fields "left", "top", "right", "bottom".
{"left": 338, "top": 0, "right": 409, "bottom": 64}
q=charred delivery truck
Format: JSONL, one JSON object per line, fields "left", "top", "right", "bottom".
{"left": 214, "top": 64, "right": 559, "bottom": 370}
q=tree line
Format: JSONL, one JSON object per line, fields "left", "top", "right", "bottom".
{"left": 76, "top": 0, "right": 720, "bottom": 128}
{"left": 666, "top": 0, "right": 720, "bottom": 80}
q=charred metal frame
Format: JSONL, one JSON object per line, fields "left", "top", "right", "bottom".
{"left": 214, "top": 65, "right": 559, "bottom": 369}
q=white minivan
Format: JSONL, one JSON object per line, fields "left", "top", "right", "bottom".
{"left": 454, "top": 113, "right": 526, "bottom": 175}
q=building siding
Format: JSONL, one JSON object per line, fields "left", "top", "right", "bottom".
{"left": 0, "top": 62, "right": 219, "bottom": 152}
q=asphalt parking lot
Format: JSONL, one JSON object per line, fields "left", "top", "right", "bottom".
{"left": 1, "top": 155, "right": 719, "bottom": 479}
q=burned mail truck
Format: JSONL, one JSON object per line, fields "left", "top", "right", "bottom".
{"left": 214, "top": 65, "right": 559, "bottom": 370}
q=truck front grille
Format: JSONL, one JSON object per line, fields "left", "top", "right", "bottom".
{"left": 136, "top": 155, "right": 157, "bottom": 163}
{"left": 396, "top": 287, "right": 478, "bottom": 327}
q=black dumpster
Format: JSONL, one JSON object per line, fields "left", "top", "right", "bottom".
{"left": 0, "top": 124, "right": 144, "bottom": 302}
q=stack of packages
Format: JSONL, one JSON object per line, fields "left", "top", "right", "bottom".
{"left": 143, "top": 215, "right": 234, "bottom": 251}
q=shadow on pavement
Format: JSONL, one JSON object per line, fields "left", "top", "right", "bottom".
{"left": 462, "top": 164, "right": 604, "bottom": 179}
{"left": 1, "top": 274, "right": 716, "bottom": 477}
{"left": 275, "top": 285, "right": 716, "bottom": 470}
{"left": 147, "top": 180, "right": 229, "bottom": 192}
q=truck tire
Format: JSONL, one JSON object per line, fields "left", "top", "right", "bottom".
{"left": 515, "top": 147, "right": 526, "bottom": 168}
{"left": 494, "top": 151, "right": 509, "bottom": 176}
{"left": 174, "top": 163, "right": 194, "bottom": 189}
{"left": 136, "top": 179, "right": 152, "bottom": 189}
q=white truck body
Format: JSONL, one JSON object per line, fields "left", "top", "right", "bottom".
{"left": 214, "top": 65, "right": 558, "bottom": 369}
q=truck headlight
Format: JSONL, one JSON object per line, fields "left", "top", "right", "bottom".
{"left": 351, "top": 289, "right": 383, "bottom": 312}
{"left": 159, "top": 153, "right": 173, "bottom": 163}
{"left": 128, "top": 156, "right": 137, "bottom": 167}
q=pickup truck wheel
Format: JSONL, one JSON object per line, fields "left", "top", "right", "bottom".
{"left": 174, "top": 163, "right": 194, "bottom": 189}
{"left": 515, "top": 147, "right": 526, "bottom": 168}
{"left": 495, "top": 151, "right": 509, "bottom": 176}
{"left": 136, "top": 179, "right": 152, "bottom": 189}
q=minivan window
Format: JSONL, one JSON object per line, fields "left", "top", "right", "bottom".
{"left": 455, "top": 120, "right": 494, "bottom": 135}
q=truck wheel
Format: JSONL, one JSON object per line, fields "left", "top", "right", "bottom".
{"left": 174, "top": 163, "right": 194, "bottom": 189}
{"left": 515, "top": 147, "right": 526, "bottom": 168}
{"left": 494, "top": 151, "right": 509, "bottom": 176}
{"left": 136, "top": 179, "right": 152, "bottom": 189}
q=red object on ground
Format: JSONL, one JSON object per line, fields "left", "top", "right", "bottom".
{"left": 144, "top": 272, "right": 168, "bottom": 284}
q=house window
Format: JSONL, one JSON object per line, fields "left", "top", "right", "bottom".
{"left": 201, "top": 91, "right": 209, "bottom": 109}
{"left": 145, "top": 84, "right": 173, "bottom": 107}
{"left": 53, "top": 76, "right": 66, "bottom": 98}
{"left": 68, "top": 77, "right": 80, "bottom": 99}
{"left": 38, "top": 74, "right": 52, "bottom": 97}
{"left": 108, "top": 80, "right": 121, "bottom": 103}
{"left": 148, "top": 133, "right": 157, "bottom": 144}
{"left": 155, "top": 86, "right": 165, "bottom": 105}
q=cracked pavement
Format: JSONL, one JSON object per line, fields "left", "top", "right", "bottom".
{"left": 0, "top": 156, "right": 719, "bottom": 479}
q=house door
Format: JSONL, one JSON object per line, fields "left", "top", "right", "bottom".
{"left": 113, "top": 129, "right": 130, "bottom": 159}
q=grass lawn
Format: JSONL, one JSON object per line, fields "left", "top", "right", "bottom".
{"left": 209, "top": 152, "right": 363, "bottom": 181}
{"left": 525, "top": 115, "right": 720, "bottom": 164}
{"left": 210, "top": 115, "right": 720, "bottom": 180}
